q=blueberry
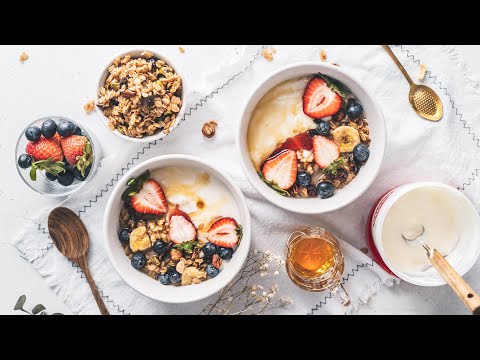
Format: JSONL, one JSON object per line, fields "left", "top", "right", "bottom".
{"left": 57, "top": 169, "right": 74, "bottom": 186}
{"left": 206, "top": 264, "right": 219, "bottom": 278}
{"left": 296, "top": 171, "right": 311, "bottom": 187}
{"left": 202, "top": 242, "right": 217, "bottom": 256}
{"left": 153, "top": 241, "right": 168, "bottom": 255}
{"left": 158, "top": 274, "right": 171, "bottom": 285}
{"left": 57, "top": 121, "right": 76, "bottom": 137}
{"left": 353, "top": 144, "right": 370, "bottom": 163}
{"left": 73, "top": 168, "right": 87, "bottom": 182}
{"left": 41, "top": 119, "right": 57, "bottom": 138}
{"left": 315, "top": 121, "right": 331, "bottom": 136}
{"left": 25, "top": 126, "right": 41, "bottom": 142}
{"left": 203, "top": 255, "right": 212, "bottom": 264}
{"left": 169, "top": 270, "right": 181, "bottom": 284}
{"left": 118, "top": 228, "right": 130, "bottom": 244}
{"left": 73, "top": 125, "right": 83, "bottom": 136}
{"left": 17, "top": 154, "right": 32, "bottom": 169}
{"left": 217, "top": 247, "right": 234, "bottom": 260}
{"left": 131, "top": 253, "right": 147, "bottom": 269}
{"left": 317, "top": 181, "right": 335, "bottom": 199}
{"left": 46, "top": 172, "right": 57, "bottom": 181}
{"left": 346, "top": 101, "right": 363, "bottom": 119}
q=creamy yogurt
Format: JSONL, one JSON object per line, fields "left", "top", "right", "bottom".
{"left": 151, "top": 166, "right": 240, "bottom": 241}
{"left": 247, "top": 77, "right": 316, "bottom": 170}
{"left": 382, "top": 187, "right": 461, "bottom": 273}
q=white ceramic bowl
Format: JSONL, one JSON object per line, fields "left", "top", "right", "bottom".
{"left": 371, "top": 182, "right": 480, "bottom": 286}
{"left": 103, "top": 155, "right": 251, "bottom": 304}
{"left": 237, "top": 62, "right": 386, "bottom": 214}
{"left": 97, "top": 49, "right": 187, "bottom": 143}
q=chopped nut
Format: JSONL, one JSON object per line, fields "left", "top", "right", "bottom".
{"left": 122, "top": 88, "right": 136, "bottom": 98}
{"left": 418, "top": 63, "right": 427, "bottom": 80}
{"left": 19, "top": 52, "right": 29, "bottom": 63}
{"left": 181, "top": 266, "right": 207, "bottom": 285}
{"left": 202, "top": 121, "right": 217, "bottom": 138}
{"left": 84, "top": 100, "right": 96, "bottom": 113}
{"left": 179, "top": 47, "right": 185, "bottom": 54}
{"left": 176, "top": 259, "right": 186, "bottom": 274}
{"left": 212, "top": 254, "right": 222, "bottom": 269}
{"left": 140, "top": 51, "right": 153, "bottom": 59}
{"left": 262, "top": 48, "right": 276, "bottom": 62}
{"left": 320, "top": 50, "right": 327, "bottom": 61}
{"left": 124, "top": 245, "right": 132, "bottom": 256}
{"left": 170, "top": 249, "right": 183, "bottom": 262}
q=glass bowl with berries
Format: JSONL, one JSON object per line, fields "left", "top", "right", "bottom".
{"left": 103, "top": 155, "right": 251, "bottom": 304}
{"left": 238, "top": 63, "right": 386, "bottom": 214}
{"left": 15, "top": 116, "right": 102, "bottom": 197}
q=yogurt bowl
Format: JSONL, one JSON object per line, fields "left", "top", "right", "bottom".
{"left": 369, "top": 182, "right": 480, "bottom": 286}
{"left": 104, "top": 155, "right": 251, "bottom": 304}
{"left": 237, "top": 62, "right": 386, "bottom": 214}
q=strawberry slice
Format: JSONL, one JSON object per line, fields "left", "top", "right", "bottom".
{"left": 261, "top": 149, "right": 297, "bottom": 190}
{"left": 207, "top": 217, "right": 242, "bottom": 248}
{"left": 26, "top": 136, "right": 64, "bottom": 162}
{"left": 313, "top": 136, "right": 340, "bottom": 168}
{"left": 303, "top": 78, "right": 342, "bottom": 118}
{"left": 168, "top": 205, "right": 197, "bottom": 244}
{"left": 130, "top": 179, "right": 168, "bottom": 215}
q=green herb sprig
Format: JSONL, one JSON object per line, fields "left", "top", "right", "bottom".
{"left": 323, "top": 157, "right": 347, "bottom": 176}
{"left": 257, "top": 171, "right": 290, "bottom": 197}
{"left": 315, "top": 73, "right": 351, "bottom": 102}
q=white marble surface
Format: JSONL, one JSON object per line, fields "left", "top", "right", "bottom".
{"left": 1, "top": 45, "right": 480, "bottom": 315}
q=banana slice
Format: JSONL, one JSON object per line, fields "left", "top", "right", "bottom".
{"left": 129, "top": 226, "right": 152, "bottom": 252}
{"left": 332, "top": 126, "right": 361, "bottom": 153}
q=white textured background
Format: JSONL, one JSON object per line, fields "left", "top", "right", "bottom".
{"left": 1, "top": 45, "right": 480, "bottom": 315}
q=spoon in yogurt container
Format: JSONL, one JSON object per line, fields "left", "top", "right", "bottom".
{"left": 402, "top": 224, "right": 480, "bottom": 315}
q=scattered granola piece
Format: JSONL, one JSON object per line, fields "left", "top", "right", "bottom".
{"left": 140, "top": 51, "right": 153, "bottom": 59}
{"left": 19, "top": 52, "right": 29, "bottom": 63}
{"left": 418, "top": 63, "right": 427, "bottom": 80}
{"left": 179, "top": 47, "right": 185, "bottom": 54}
{"left": 320, "top": 50, "right": 327, "bottom": 61}
{"left": 202, "top": 120, "right": 218, "bottom": 138}
{"left": 84, "top": 100, "right": 96, "bottom": 113}
{"left": 262, "top": 48, "right": 276, "bottom": 62}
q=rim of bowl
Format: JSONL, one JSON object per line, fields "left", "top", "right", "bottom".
{"left": 236, "top": 62, "right": 386, "bottom": 215}
{"left": 373, "top": 182, "right": 480, "bottom": 286}
{"left": 96, "top": 49, "right": 187, "bottom": 143}
{"left": 103, "top": 154, "right": 252, "bottom": 304}
{"left": 15, "top": 116, "right": 101, "bottom": 198}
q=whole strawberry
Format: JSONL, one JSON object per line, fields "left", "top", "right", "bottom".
{"left": 25, "top": 136, "right": 65, "bottom": 181}
{"left": 60, "top": 135, "right": 93, "bottom": 177}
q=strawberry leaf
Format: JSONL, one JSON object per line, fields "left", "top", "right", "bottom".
{"left": 174, "top": 240, "right": 198, "bottom": 254}
{"left": 236, "top": 224, "right": 243, "bottom": 244}
{"left": 323, "top": 157, "right": 347, "bottom": 176}
{"left": 316, "top": 73, "right": 351, "bottom": 102}
{"left": 76, "top": 140, "right": 93, "bottom": 177}
{"left": 257, "top": 171, "right": 290, "bottom": 197}
{"left": 29, "top": 159, "right": 65, "bottom": 181}
{"left": 122, "top": 170, "right": 151, "bottom": 202}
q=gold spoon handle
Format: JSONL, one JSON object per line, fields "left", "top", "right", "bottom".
{"left": 429, "top": 249, "right": 480, "bottom": 315}
{"left": 383, "top": 45, "right": 414, "bottom": 86}
{"left": 78, "top": 257, "right": 110, "bottom": 315}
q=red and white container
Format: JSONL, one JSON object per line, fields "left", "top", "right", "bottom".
{"left": 367, "top": 182, "right": 480, "bottom": 286}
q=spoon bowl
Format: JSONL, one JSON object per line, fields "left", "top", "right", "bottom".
{"left": 409, "top": 85, "right": 443, "bottom": 121}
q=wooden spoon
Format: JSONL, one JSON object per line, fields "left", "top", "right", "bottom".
{"left": 48, "top": 207, "right": 109, "bottom": 315}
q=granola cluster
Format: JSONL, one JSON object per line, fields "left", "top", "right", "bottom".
{"left": 97, "top": 51, "right": 183, "bottom": 138}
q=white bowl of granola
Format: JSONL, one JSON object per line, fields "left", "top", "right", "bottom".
{"left": 97, "top": 49, "right": 187, "bottom": 143}
{"left": 237, "top": 62, "right": 386, "bottom": 214}
{"left": 104, "top": 155, "right": 251, "bottom": 304}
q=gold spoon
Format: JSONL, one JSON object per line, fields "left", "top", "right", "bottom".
{"left": 48, "top": 207, "right": 110, "bottom": 315}
{"left": 383, "top": 45, "right": 443, "bottom": 122}
{"left": 402, "top": 225, "right": 480, "bottom": 315}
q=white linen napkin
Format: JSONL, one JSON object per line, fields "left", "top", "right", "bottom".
{"left": 13, "top": 45, "right": 480, "bottom": 315}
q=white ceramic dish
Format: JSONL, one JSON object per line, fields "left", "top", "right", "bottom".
{"left": 237, "top": 62, "right": 386, "bottom": 214}
{"left": 103, "top": 155, "right": 251, "bottom": 304}
{"left": 371, "top": 182, "right": 480, "bottom": 286}
{"left": 97, "top": 49, "right": 187, "bottom": 143}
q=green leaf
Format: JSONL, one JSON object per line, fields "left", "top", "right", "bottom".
{"left": 76, "top": 140, "right": 93, "bottom": 177}
{"left": 32, "top": 304, "right": 46, "bottom": 315}
{"left": 236, "top": 224, "right": 243, "bottom": 241}
{"left": 257, "top": 171, "right": 290, "bottom": 197}
{"left": 316, "top": 73, "right": 351, "bottom": 102}
{"left": 30, "top": 159, "right": 66, "bottom": 181}
{"left": 30, "top": 166, "right": 37, "bottom": 181}
{"left": 122, "top": 170, "right": 151, "bottom": 202}
{"left": 127, "top": 178, "right": 136, "bottom": 186}
{"left": 136, "top": 170, "right": 151, "bottom": 189}
{"left": 14, "top": 295, "right": 26, "bottom": 310}
{"left": 174, "top": 241, "right": 198, "bottom": 254}
{"left": 323, "top": 157, "right": 347, "bottom": 176}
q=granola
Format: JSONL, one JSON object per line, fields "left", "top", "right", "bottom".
{"left": 19, "top": 52, "right": 29, "bottom": 62}
{"left": 97, "top": 52, "right": 183, "bottom": 139}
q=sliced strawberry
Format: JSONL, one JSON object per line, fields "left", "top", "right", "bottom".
{"left": 261, "top": 149, "right": 297, "bottom": 190}
{"left": 168, "top": 205, "right": 197, "bottom": 244}
{"left": 313, "top": 136, "right": 340, "bottom": 168}
{"left": 130, "top": 179, "right": 168, "bottom": 215}
{"left": 207, "top": 217, "right": 241, "bottom": 248}
{"left": 303, "top": 78, "right": 342, "bottom": 118}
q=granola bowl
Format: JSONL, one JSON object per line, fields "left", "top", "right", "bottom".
{"left": 97, "top": 49, "right": 187, "bottom": 143}
{"left": 237, "top": 62, "right": 386, "bottom": 214}
{"left": 104, "top": 155, "right": 251, "bottom": 304}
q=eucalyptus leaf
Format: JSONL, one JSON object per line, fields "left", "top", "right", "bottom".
{"left": 14, "top": 295, "right": 26, "bottom": 310}
{"left": 32, "top": 304, "right": 46, "bottom": 315}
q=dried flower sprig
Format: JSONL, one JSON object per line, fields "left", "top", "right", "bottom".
{"left": 201, "top": 250, "right": 293, "bottom": 315}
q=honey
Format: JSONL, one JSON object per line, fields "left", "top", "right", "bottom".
{"left": 289, "top": 237, "right": 337, "bottom": 278}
